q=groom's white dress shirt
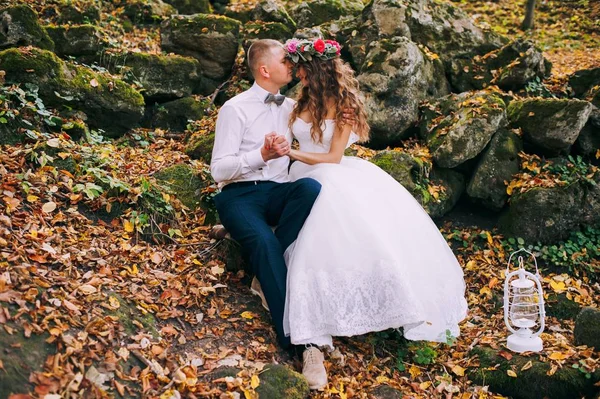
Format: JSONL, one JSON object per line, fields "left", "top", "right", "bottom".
{"left": 211, "top": 82, "right": 295, "bottom": 187}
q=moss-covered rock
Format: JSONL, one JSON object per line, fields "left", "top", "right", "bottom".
{"left": 161, "top": 14, "right": 241, "bottom": 83}
{"left": 250, "top": 0, "right": 296, "bottom": 29}
{"left": 370, "top": 150, "right": 463, "bottom": 217}
{"left": 56, "top": 0, "right": 101, "bottom": 24}
{"left": 151, "top": 96, "right": 212, "bottom": 131}
{"left": 185, "top": 130, "right": 215, "bottom": 164}
{"left": 242, "top": 21, "right": 293, "bottom": 51}
{"left": 0, "top": 47, "right": 145, "bottom": 136}
{"left": 574, "top": 307, "right": 600, "bottom": 349}
{"left": 103, "top": 52, "right": 201, "bottom": 102}
{"left": 163, "top": 0, "right": 212, "bottom": 14}
{"left": 469, "top": 347, "right": 600, "bottom": 399}
{"left": 123, "top": 0, "right": 177, "bottom": 24}
{"left": 290, "top": 0, "right": 363, "bottom": 29}
{"left": 569, "top": 67, "right": 600, "bottom": 99}
{"left": 0, "top": 117, "right": 26, "bottom": 145}
{"left": 419, "top": 90, "right": 507, "bottom": 168}
{"left": 106, "top": 292, "right": 159, "bottom": 338}
{"left": 255, "top": 364, "right": 310, "bottom": 398}
{"left": 45, "top": 24, "right": 106, "bottom": 57}
{"left": 499, "top": 172, "right": 600, "bottom": 244}
{"left": 368, "top": 385, "right": 404, "bottom": 399}
{"left": 449, "top": 39, "right": 551, "bottom": 92}
{"left": 467, "top": 128, "right": 522, "bottom": 210}
{"left": 574, "top": 106, "right": 600, "bottom": 158}
{"left": 545, "top": 292, "right": 583, "bottom": 321}
{"left": 0, "top": 5, "right": 54, "bottom": 51}
{"left": 507, "top": 98, "right": 593, "bottom": 155}
{"left": 358, "top": 37, "right": 450, "bottom": 148}
{"left": 0, "top": 322, "right": 54, "bottom": 398}
{"left": 154, "top": 163, "right": 207, "bottom": 210}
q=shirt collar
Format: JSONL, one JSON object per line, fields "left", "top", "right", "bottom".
{"left": 250, "top": 82, "right": 281, "bottom": 103}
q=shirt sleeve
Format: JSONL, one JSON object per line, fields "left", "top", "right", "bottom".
{"left": 210, "top": 104, "right": 268, "bottom": 183}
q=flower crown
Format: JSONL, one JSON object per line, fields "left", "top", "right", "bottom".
{"left": 284, "top": 38, "right": 341, "bottom": 63}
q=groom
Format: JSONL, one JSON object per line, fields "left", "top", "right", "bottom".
{"left": 210, "top": 39, "right": 327, "bottom": 389}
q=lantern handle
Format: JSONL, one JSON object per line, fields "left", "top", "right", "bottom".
{"left": 506, "top": 248, "right": 540, "bottom": 278}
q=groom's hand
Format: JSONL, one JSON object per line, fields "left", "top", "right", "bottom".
{"left": 340, "top": 107, "right": 357, "bottom": 128}
{"left": 261, "top": 133, "right": 290, "bottom": 161}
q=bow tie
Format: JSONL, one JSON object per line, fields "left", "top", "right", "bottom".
{"left": 264, "top": 93, "right": 286, "bottom": 106}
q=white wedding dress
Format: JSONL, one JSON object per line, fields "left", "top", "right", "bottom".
{"left": 283, "top": 118, "right": 468, "bottom": 350}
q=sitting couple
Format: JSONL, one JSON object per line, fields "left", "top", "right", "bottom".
{"left": 210, "top": 38, "right": 468, "bottom": 390}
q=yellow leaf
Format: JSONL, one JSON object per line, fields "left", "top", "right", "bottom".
{"left": 507, "top": 370, "right": 517, "bottom": 377}
{"left": 521, "top": 360, "right": 533, "bottom": 371}
{"left": 123, "top": 219, "right": 134, "bottom": 233}
{"left": 595, "top": 149, "right": 600, "bottom": 159}
{"left": 486, "top": 231, "right": 493, "bottom": 245}
{"left": 241, "top": 311, "right": 255, "bottom": 319}
{"left": 419, "top": 381, "right": 432, "bottom": 390}
{"left": 548, "top": 352, "right": 569, "bottom": 360}
{"left": 376, "top": 375, "right": 390, "bottom": 384}
{"left": 550, "top": 280, "right": 566, "bottom": 293}
{"left": 479, "top": 286, "right": 492, "bottom": 298}
{"left": 251, "top": 374, "right": 260, "bottom": 389}
{"left": 451, "top": 365, "right": 465, "bottom": 376}
{"left": 409, "top": 365, "right": 422, "bottom": 379}
{"left": 109, "top": 296, "right": 120, "bottom": 309}
{"left": 27, "top": 195, "right": 39, "bottom": 203}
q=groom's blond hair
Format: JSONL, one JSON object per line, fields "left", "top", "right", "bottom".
{"left": 247, "top": 39, "right": 283, "bottom": 78}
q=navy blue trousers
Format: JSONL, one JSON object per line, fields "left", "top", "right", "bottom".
{"left": 214, "top": 178, "right": 321, "bottom": 348}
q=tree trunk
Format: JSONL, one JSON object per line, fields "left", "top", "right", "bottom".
{"left": 522, "top": 0, "right": 536, "bottom": 30}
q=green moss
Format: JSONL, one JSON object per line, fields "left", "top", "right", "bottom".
{"left": 164, "top": 0, "right": 212, "bottom": 14}
{"left": 0, "top": 322, "right": 54, "bottom": 397}
{"left": 154, "top": 164, "right": 206, "bottom": 210}
{"left": 171, "top": 13, "right": 242, "bottom": 35}
{"left": 255, "top": 364, "right": 310, "bottom": 398}
{"left": 545, "top": 292, "right": 582, "bottom": 320}
{"left": 469, "top": 347, "right": 599, "bottom": 399}
{"left": 185, "top": 130, "right": 215, "bottom": 163}
{"left": 0, "top": 5, "right": 55, "bottom": 50}
{"left": 107, "top": 293, "right": 159, "bottom": 338}
{"left": 153, "top": 96, "right": 212, "bottom": 131}
{"left": 243, "top": 21, "right": 293, "bottom": 41}
{"left": 44, "top": 24, "right": 105, "bottom": 57}
{"left": 0, "top": 47, "right": 64, "bottom": 87}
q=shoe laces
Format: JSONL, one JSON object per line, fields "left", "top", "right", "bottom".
{"left": 304, "top": 348, "right": 321, "bottom": 367}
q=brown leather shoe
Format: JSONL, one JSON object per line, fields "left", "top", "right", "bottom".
{"left": 250, "top": 277, "right": 269, "bottom": 312}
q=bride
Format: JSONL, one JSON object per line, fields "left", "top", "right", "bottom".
{"left": 281, "top": 38, "right": 468, "bottom": 389}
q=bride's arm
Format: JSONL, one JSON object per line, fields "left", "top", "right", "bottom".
{"left": 288, "top": 123, "right": 352, "bottom": 165}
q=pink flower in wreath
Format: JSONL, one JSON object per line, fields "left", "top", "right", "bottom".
{"left": 286, "top": 40, "right": 299, "bottom": 53}
{"left": 313, "top": 39, "right": 326, "bottom": 53}
{"left": 326, "top": 39, "right": 341, "bottom": 55}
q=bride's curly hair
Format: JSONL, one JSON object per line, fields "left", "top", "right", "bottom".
{"left": 288, "top": 58, "right": 370, "bottom": 144}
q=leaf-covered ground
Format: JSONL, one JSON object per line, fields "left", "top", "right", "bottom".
{"left": 1, "top": 0, "right": 599, "bottom": 398}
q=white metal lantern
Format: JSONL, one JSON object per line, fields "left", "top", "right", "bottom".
{"left": 503, "top": 248, "right": 545, "bottom": 353}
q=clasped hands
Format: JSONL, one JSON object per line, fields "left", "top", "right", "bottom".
{"left": 261, "top": 132, "right": 291, "bottom": 161}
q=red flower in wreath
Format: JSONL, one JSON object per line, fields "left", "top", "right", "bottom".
{"left": 313, "top": 39, "right": 326, "bottom": 53}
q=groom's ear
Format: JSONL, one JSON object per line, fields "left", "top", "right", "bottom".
{"left": 258, "top": 65, "right": 270, "bottom": 79}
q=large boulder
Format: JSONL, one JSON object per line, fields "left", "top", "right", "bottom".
{"left": 569, "top": 67, "right": 600, "bottom": 100}
{"left": 154, "top": 164, "right": 210, "bottom": 211}
{"left": 341, "top": 0, "right": 506, "bottom": 68}
{"left": 357, "top": 37, "right": 450, "bottom": 148}
{"left": 370, "top": 150, "right": 463, "bottom": 217}
{"left": 574, "top": 307, "right": 600, "bottom": 349}
{"left": 225, "top": 0, "right": 295, "bottom": 27}
{"left": 185, "top": 122, "right": 216, "bottom": 163}
{"left": 242, "top": 21, "right": 293, "bottom": 52}
{"left": 290, "top": 0, "right": 364, "bottom": 29}
{"left": 449, "top": 39, "right": 551, "bottom": 93}
{"left": 499, "top": 171, "right": 600, "bottom": 244}
{"left": 160, "top": 14, "right": 241, "bottom": 87}
{"left": 469, "top": 347, "right": 600, "bottom": 399}
{"left": 255, "top": 364, "right": 310, "bottom": 398}
{"left": 123, "top": 0, "right": 177, "bottom": 24}
{"left": 467, "top": 128, "right": 523, "bottom": 210}
{"left": 419, "top": 90, "right": 507, "bottom": 168}
{"left": 45, "top": 24, "right": 106, "bottom": 57}
{"left": 574, "top": 106, "right": 600, "bottom": 158}
{"left": 163, "top": 0, "right": 212, "bottom": 14}
{"left": 0, "top": 47, "right": 144, "bottom": 136}
{"left": 0, "top": 5, "right": 54, "bottom": 51}
{"left": 150, "top": 96, "right": 213, "bottom": 131}
{"left": 507, "top": 98, "right": 593, "bottom": 155}
{"left": 55, "top": 0, "right": 102, "bottom": 24}
{"left": 104, "top": 52, "right": 201, "bottom": 102}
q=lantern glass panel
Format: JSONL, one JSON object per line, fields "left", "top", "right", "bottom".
{"left": 509, "top": 281, "right": 538, "bottom": 329}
